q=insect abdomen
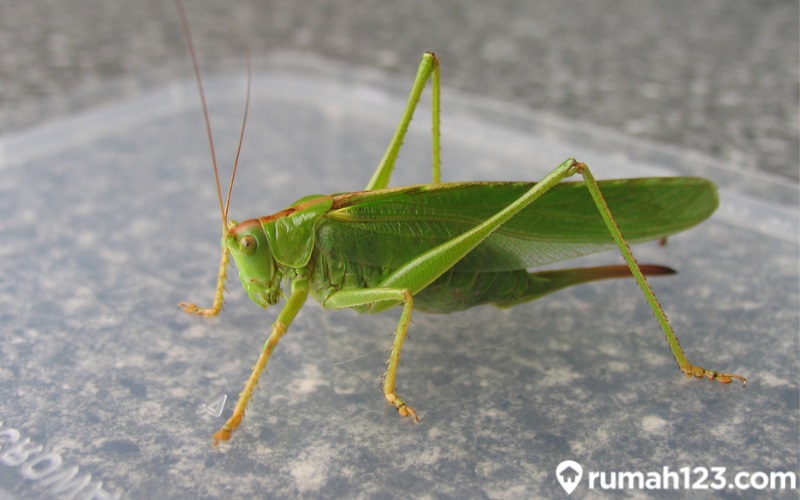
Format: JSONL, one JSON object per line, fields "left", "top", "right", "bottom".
{"left": 413, "top": 264, "right": 671, "bottom": 314}
{"left": 413, "top": 269, "right": 545, "bottom": 313}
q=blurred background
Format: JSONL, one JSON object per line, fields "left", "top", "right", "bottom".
{"left": 1, "top": 0, "right": 797, "bottom": 182}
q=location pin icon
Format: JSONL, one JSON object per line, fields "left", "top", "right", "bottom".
{"left": 556, "top": 460, "right": 583, "bottom": 495}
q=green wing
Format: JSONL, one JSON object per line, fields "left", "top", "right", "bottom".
{"left": 316, "top": 178, "right": 717, "bottom": 272}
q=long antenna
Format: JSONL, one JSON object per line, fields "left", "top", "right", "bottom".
{"left": 224, "top": 34, "right": 252, "bottom": 222}
{"left": 175, "top": 0, "right": 227, "bottom": 229}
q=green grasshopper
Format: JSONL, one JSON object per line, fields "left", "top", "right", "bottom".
{"left": 175, "top": 2, "right": 744, "bottom": 446}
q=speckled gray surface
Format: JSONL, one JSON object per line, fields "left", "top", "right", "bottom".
{"left": 0, "top": 60, "right": 797, "bottom": 498}
{"left": 0, "top": 0, "right": 797, "bottom": 183}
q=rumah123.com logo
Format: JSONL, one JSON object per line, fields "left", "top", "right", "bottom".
{"left": 556, "top": 460, "right": 584, "bottom": 494}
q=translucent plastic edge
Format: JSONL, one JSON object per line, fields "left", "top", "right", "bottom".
{"left": 0, "top": 52, "right": 796, "bottom": 245}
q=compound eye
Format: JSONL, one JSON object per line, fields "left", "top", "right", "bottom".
{"left": 240, "top": 235, "right": 257, "bottom": 255}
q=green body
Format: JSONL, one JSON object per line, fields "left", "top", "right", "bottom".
{"left": 227, "top": 178, "right": 716, "bottom": 315}
{"left": 170, "top": 40, "right": 743, "bottom": 444}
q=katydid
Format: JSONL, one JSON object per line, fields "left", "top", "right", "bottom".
{"left": 175, "top": 2, "right": 744, "bottom": 447}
